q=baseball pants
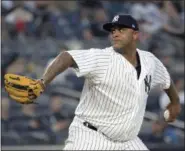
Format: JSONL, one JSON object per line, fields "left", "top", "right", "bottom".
{"left": 63, "top": 116, "right": 149, "bottom": 150}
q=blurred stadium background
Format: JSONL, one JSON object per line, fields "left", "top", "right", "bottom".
{"left": 1, "top": 0, "right": 184, "bottom": 150}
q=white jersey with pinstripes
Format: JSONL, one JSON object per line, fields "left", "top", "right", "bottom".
{"left": 67, "top": 46, "right": 171, "bottom": 142}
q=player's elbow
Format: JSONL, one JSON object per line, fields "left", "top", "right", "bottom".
{"left": 59, "top": 51, "right": 76, "bottom": 68}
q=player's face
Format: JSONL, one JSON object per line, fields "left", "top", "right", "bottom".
{"left": 110, "top": 26, "right": 138, "bottom": 50}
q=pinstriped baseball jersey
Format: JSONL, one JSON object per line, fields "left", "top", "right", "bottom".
{"left": 67, "top": 46, "right": 171, "bottom": 142}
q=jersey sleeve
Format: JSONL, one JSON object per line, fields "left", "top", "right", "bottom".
{"left": 152, "top": 56, "right": 171, "bottom": 89}
{"left": 67, "top": 48, "right": 110, "bottom": 79}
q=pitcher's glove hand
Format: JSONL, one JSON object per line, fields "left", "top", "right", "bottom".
{"left": 4, "top": 74, "right": 45, "bottom": 104}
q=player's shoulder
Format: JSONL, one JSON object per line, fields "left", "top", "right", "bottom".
{"left": 137, "top": 48, "right": 156, "bottom": 59}
{"left": 90, "top": 46, "right": 113, "bottom": 55}
{"left": 90, "top": 46, "right": 112, "bottom": 52}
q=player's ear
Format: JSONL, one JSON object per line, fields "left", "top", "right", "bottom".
{"left": 133, "top": 31, "right": 139, "bottom": 41}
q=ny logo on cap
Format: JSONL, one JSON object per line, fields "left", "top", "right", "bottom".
{"left": 132, "top": 24, "right": 135, "bottom": 28}
{"left": 112, "top": 15, "right": 119, "bottom": 22}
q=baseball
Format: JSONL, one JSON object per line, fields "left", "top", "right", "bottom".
{"left": 164, "top": 110, "right": 170, "bottom": 120}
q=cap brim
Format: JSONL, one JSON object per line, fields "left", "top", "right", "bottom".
{"left": 103, "top": 23, "right": 122, "bottom": 32}
{"left": 103, "top": 22, "right": 135, "bottom": 32}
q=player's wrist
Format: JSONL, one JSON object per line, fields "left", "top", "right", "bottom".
{"left": 38, "top": 78, "right": 46, "bottom": 89}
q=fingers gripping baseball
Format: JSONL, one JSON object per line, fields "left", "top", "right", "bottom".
{"left": 164, "top": 103, "right": 181, "bottom": 122}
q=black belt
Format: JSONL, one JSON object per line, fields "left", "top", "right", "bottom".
{"left": 83, "top": 121, "right": 97, "bottom": 131}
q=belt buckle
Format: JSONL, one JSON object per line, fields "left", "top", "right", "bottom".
{"left": 83, "top": 121, "right": 107, "bottom": 138}
{"left": 84, "top": 122, "right": 89, "bottom": 127}
{"left": 83, "top": 121, "right": 97, "bottom": 131}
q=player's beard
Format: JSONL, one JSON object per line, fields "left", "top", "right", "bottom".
{"left": 112, "top": 41, "right": 127, "bottom": 54}
{"left": 113, "top": 47, "right": 124, "bottom": 54}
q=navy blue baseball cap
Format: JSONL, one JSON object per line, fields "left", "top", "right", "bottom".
{"left": 103, "top": 14, "right": 139, "bottom": 32}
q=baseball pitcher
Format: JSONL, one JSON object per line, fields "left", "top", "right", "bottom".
{"left": 4, "top": 14, "right": 181, "bottom": 150}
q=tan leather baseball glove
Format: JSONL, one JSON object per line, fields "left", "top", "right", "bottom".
{"left": 4, "top": 74, "right": 45, "bottom": 104}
